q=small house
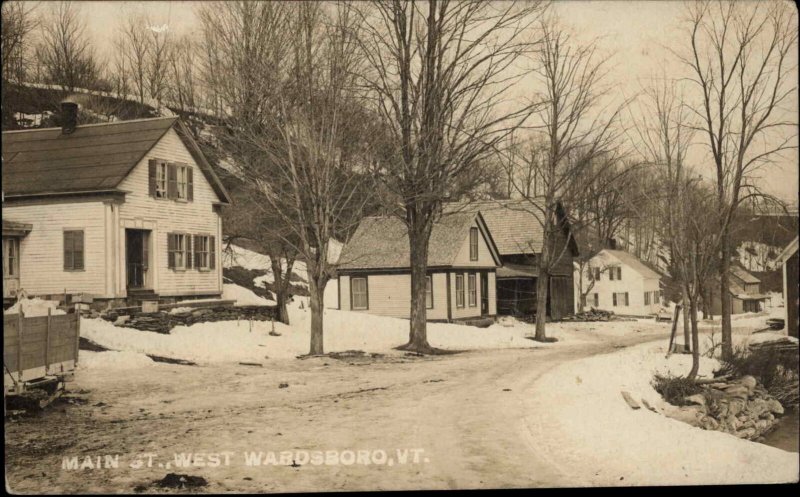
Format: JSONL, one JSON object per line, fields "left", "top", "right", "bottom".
{"left": 709, "top": 265, "right": 770, "bottom": 315}
{"left": 1, "top": 104, "right": 231, "bottom": 308}
{"left": 777, "top": 237, "right": 798, "bottom": 338}
{"left": 574, "top": 249, "right": 663, "bottom": 316}
{"left": 336, "top": 212, "right": 501, "bottom": 322}
{"left": 453, "top": 200, "right": 579, "bottom": 320}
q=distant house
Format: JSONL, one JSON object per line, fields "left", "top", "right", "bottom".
{"left": 574, "top": 249, "right": 663, "bottom": 316}
{"left": 777, "top": 237, "right": 798, "bottom": 338}
{"left": 336, "top": 212, "right": 501, "bottom": 322}
{"left": 1, "top": 104, "right": 232, "bottom": 307}
{"left": 709, "top": 265, "right": 770, "bottom": 315}
{"left": 454, "top": 200, "right": 579, "bottom": 320}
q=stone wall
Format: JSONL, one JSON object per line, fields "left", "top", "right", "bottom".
{"left": 101, "top": 305, "right": 278, "bottom": 334}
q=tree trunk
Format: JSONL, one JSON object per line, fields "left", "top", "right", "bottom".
{"left": 578, "top": 293, "right": 586, "bottom": 313}
{"left": 681, "top": 286, "right": 691, "bottom": 353}
{"left": 720, "top": 240, "right": 733, "bottom": 360}
{"left": 398, "top": 219, "right": 434, "bottom": 353}
{"left": 270, "top": 256, "right": 290, "bottom": 325}
{"left": 308, "top": 277, "right": 325, "bottom": 356}
{"left": 687, "top": 296, "right": 701, "bottom": 380}
{"left": 534, "top": 269, "right": 549, "bottom": 340}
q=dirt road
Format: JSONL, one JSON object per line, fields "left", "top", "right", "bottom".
{"left": 5, "top": 331, "right": 665, "bottom": 493}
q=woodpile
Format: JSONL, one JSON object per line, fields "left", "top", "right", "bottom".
{"left": 101, "top": 305, "right": 278, "bottom": 334}
{"left": 748, "top": 337, "right": 798, "bottom": 355}
{"left": 562, "top": 308, "right": 615, "bottom": 322}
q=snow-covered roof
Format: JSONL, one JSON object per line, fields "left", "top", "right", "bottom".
{"left": 603, "top": 250, "right": 662, "bottom": 280}
{"left": 730, "top": 265, "right": 760, "bottom": 285}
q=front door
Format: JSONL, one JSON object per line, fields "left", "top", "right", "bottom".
{"left": 126, "top": 229, "right": 150, "bottom": 289}
{"left": 480, "top": 271, "right": 489, "bottom": 315}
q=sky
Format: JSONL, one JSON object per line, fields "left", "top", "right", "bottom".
{"left": 41, "top": 0, "right": 799, "bottom": 205}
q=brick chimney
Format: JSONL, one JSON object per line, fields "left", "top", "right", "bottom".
{"left": 61, "top": 101, "right": 78, "bottom": 135}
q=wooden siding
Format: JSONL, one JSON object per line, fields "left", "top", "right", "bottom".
{"left": 4, "top": 201, "right": 108, "bottom": 296}
{"left": 4, "top": 312, "right": 78, "bottom": 383}
{"left": 116, "top": 128, "right": 222, "bottom": 297}
{"left": 449, "top": 270, "right": 486, "bottom": 320}
{"left": 339, "top": 273, "right": 449, "bottom": 320}
{"left": 574, "top": 251, "right": 661, "bottom": 315}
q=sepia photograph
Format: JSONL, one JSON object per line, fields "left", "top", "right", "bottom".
{"left": 2, "top": 0, "right": 799, "bottom": 492}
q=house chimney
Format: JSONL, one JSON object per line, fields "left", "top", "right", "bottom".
{"left": 61, "top": 101, "right": 78, "bottom": 134}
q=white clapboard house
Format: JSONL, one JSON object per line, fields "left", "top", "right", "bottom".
{"left": 574, "top": 249, "right": 663, "bottom": 316}
{"left": 336, "top": 212, "right": 501, "bottom": 323}
{"left": 2, "top": 104, "right": 231, "bottom": 307}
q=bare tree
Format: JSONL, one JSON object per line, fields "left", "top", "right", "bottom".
{"left": 358, "top": 0, "right": 545, "bottom": 353}
{"left": 35, "top": 1, "right": 100, "bottom": 93}
{"left": 678, "top": 0, "right": 798, "bottom": 359}
{"left": 2, "top": 1, "right": 38, "bottom": 129}
{"left": 510, "top": 18, "right": 627, "bottom": 341}
{"left": 115, "top": 12, "right": 150, "bottom": 107}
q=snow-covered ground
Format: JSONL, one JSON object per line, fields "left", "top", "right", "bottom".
{"left": 4, "top": 298, "right": 65, "bottom": 317}
{"left": 525, "top": 324, "right": 798, "bottom": 486}
{"left": 221, "top": 283, "right": 276, "bottom": 306}
{"left": 79, "top": 293, "right": 671, "bottom": 366}
{"left": 222, "top": 244, "right": 308, "bottom": 285}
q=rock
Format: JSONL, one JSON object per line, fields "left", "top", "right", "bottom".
{"left": 114, "top": 315, "right": 130, "bottom": 326}
{"left": 641, "top": 398, "right": 657, "bottom": 412}
{"left": 725, "top": 414, "right": 740, "bottom": 431}
{"left": 728, "top": 398, "right": 746, "bottom": 416}
{"left": 746, "top": 398, "right": 768, "bottom": 418}
{"left": 724, "top": 385, "right": 750, "bottom": 400}
{"left": 755, "top": 419, "right": 770, "bottom": 432}
{"left": 700, "top": 415, "right": 720, "bottom": 430}
{"left": 739, "top": 375, "right": 757, "bottom": 392}
{"left": 735, "top": 427, "right": 757, "bottom": 439}
{"left": 766, "top": 399, "right": 785, "bottom": 415}
{"left": 621, "top": 391, "right": 641, "bottom": 410}
{"left": 671, "top": 406, "right": 705, "bottom": 427}
{"left": 684, "top": 394, "right": 707, "bottom": 407}
{"left": 708, "top": 382, "right": 729, "bottom": 390}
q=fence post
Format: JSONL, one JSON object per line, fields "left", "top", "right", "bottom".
{"left": 74, "top": 312, "right": 80, "bottom": 367}
{"left": 45, "top": 307, "right": 52, "bottom": 375}
{"left": 17, "top": 308, "right": 24, "bottom": 384}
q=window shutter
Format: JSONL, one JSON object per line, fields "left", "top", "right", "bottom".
{"left": 186, "top": 234, "right": 193, "bottom": 269}
{"left": 74, "top": 231, "right": 84, "bottom": 270}
{"left": 167, "top": 234, "right": 175, "bottom": 269}
{"left": 209, "top": 236, "right": 216, "bottom": 269}
{"left": 63, "top": 231, "right": 72, "bottom": 270}
{"left": 194, "top": 235, "right": 201, "bottom": 268}
{"left": 618, "top": 267, "right": 622, "bottom": 280}
{"left": 186, "top": 166, "right": 194, "bottom": 201}
{"left": 167, "top": 163, "right": 178, "bottom": 199}
{"left": 148, "top": 159, "right": 157, "bottom": 197}
{"left": 625, "top": 292, "right": 629, "bottom": 306}
{"left": 613, "top": 293, "right": 617, "bottom": 306}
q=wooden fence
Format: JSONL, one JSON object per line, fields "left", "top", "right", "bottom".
{"left": 3, "top": 310, "right": 79, "bottom": 391}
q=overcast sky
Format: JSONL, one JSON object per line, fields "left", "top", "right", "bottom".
{"left": 61, "top": 0, "right": 799, "bottom": 205}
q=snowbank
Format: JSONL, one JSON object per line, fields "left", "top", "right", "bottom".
{"left": 4, "top": 298, "right": 65, "bottom": 317}
{"left": 524, "top": 340, "right": 799, "bottom": 486}
{"left": 221, "top": 283, "right": 276, "bottom": 306}
{"left": 78, "top": 351, "right": 154, "bottom": 370}
{"left": 222, "top": 244, "right": 308, "bottom": 285}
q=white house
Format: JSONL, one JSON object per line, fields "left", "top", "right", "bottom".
{"left": 574, "top": 249, "right": 662, "bottom": 316}
{"left": 336, "top": 212, "right": 501, "bottom": 322}
{"left": 2, "top": 104, "right": 232, "bottom": 307}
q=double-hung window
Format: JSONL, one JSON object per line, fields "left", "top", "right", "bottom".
{"left": 168, "top": 233, "right": 188, "bottom": 270}
{"left": 63, "top": 230, "right": 84, "bottom": 270}
{"left": 194, "top": 235, "right": 210, "bottom": 269}
{"left": 455, "top": 274, "right": 465, "bottom": 308}
{"left": 155, "top": 162, "right": 168, "bottom": 198}
{"left": 426, "top": 275, "right": 433, "bottom": 309}
{"left": 351, "top": 277, "right": 368, "bottom": 310}
{"left": 469, "top": 228, "right": 479, "bottom": 261}
{"left": 613, "top": 292, "right": 629, "bottom": 307}
{"left": 176, "top": 165, "right": 188, "bottom": 200}
{"left": 468, "top": 273, "right": 477, "bottom": 307}
{"left": 3, "top": 238, "right": 19, "bottom": 277}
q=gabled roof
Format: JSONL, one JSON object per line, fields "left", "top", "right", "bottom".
{"left": 730, "top": 265, "right": 760, "bottom": 285}
{"left": 603, "top": 249, "right": 662, "bottom": 280}
{"left": 2, "top": 117, "right": 231, "bottom": 203}
{"left": 337, "top": 212, "right": 501, "bottom": 270}
{"left": 451, "top": 199, "right": 578, "bottom": 257}
{"left": 777, "top": 236, "right": 799, "bottom": 264}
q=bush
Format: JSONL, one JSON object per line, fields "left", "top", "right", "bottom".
{"left": 651, "top": 373, "right": 704, "bottom": 406}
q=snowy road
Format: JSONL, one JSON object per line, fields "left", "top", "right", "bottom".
{"left": 5, "top": 332, "right": 661, "bottom": 493}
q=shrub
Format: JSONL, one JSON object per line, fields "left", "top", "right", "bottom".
{"left": 651, "top": 373, "right": 704, "bottom": 406}
{"left": 716, "top": 344, "right": 799, "bottom": 408}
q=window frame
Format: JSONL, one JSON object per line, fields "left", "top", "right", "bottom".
{"left": 425, "top": 275, "right": 433, "bottom": 309}
{"left": 176, "top": 164, "right": 189, "bottom": 201}
{"left": 468, "top": 273, "right": 477, "bottom": 307}
{"left": 455, "top": 274, "right": 465, "bottom": 308}
{"left": 351, "top": 276, "right": 369, "bottom": 310}
{"left": 469, "top": 227, "right": 479, "bottom": 261}
{"left": 168, "top": 233, "right": 189, "bottom": 271}
{"left": 63, "top": 229, "right": 85, "bottom": 271}
{"left": 155, "top": 161, "right": 168, "bottom": 199}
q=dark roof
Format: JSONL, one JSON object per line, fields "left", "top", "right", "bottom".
{"left": 2, "top": 117, "right": 231, "bottom": 203}
{"left": 604, "top": 250, "right": 662, "bottom": 280}
{"left": 338, "top": 212, "right": 500, "bottom": 270}
{"left": 451, "top": 199, "right": 579, "bottom": 256}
